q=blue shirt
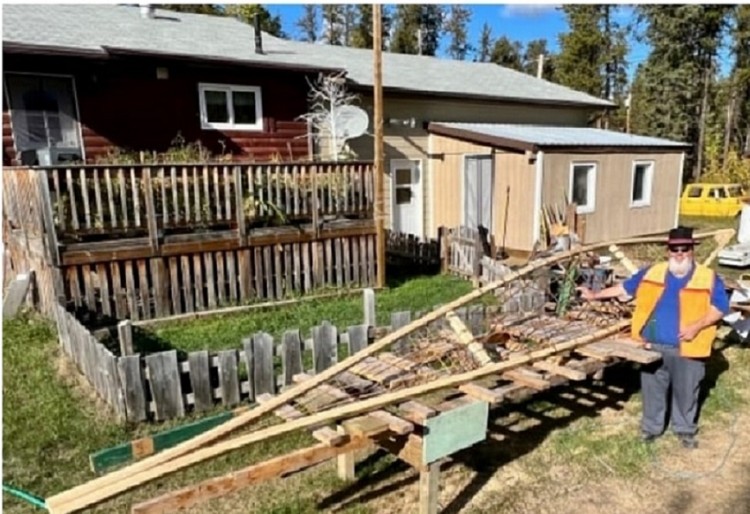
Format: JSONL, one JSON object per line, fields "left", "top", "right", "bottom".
{"left": 622, "top": 264, "right": 730, "bottom": 346}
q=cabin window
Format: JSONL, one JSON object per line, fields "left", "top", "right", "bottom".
{"left": 569, "top": 162, "right": 597, "bottom": 214}
{"left": 630, "top": 161, "right": 654, "bottom": 208}
{"left": 198, "top": 83, "right": 263, "bottom": 131}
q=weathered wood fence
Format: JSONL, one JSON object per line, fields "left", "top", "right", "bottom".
{"left": 52, "top": 283, "right": 547, "bottom": 423}
{"left": 385, "top": 229, "right": 441, "bottom": 267}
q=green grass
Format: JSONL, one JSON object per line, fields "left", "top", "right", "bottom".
{"left": 148, "top": 273, "right": 476, "bottom": 353}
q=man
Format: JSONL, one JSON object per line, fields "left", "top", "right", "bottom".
{"left": 577, "top": 226, "right": 729, "bottom": 449}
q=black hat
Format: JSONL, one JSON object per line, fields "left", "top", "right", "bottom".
{"left": 667, "top": 226, "right": 696, "bottom": 246}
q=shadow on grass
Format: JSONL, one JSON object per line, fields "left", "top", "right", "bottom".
{"left": 132, "top": 326, "right": 177, "bottom": 356}
{"left": 385, "top": 262, "right": 441, "bottom": 289}
{"left": 319, "top": 364, "right": 643, "bottom": 513}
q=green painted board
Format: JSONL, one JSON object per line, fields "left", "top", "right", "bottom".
{"left": 423, "top": 400, "right": 489, "bottom": 465}
{"left": 89, "top": 411, "right": 234, "bottom": 474}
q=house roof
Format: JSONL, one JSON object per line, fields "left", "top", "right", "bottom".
{"left": 428, "top": 122, "right": 691, "bottom": 153}
{"left": 3, "top": 4, "right": 614, "bottom": 109}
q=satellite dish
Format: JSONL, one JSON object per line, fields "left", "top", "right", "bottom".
{"left": 332, "top": 105, "right": 369, "bottom": 140}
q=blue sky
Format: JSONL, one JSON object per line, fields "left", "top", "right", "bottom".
{"left": 266, "top": 4, "right": 733, "bottom": 81}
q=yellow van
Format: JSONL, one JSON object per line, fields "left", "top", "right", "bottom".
{"left": 679, "top": 183, "right": 748, "bottom": 217}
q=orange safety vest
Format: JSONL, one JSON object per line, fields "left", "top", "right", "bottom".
{"left": 630, "top": 262, "right": 717, "bottom": 358}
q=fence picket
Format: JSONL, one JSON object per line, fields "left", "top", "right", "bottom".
{"left": 218, "top": 350, "right": 240, "bottom": 406}
{"left": 281, "top": 330, "right": 303, "bottom": 387}
{"left": 312, "top": 321, "right": 338, "bottom": 373}
{"left": 118, "top": 355, "right": 148, "bottom": 422}
{"left": 188, "top": 351, "right": 213, "bottom": 412}
{"left": 145, "top": 350, "right": 184, "bottom": 421}
{"left": 252, "top": 332, "right": 275, "bottom": 396}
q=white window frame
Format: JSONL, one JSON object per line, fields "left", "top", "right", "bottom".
{"left": 630, "top": 160, "right": 654, "bottom": 208}
{"left": 569, "top": 162, "right": 597, "bottom": 214}
{"left": 198, "top": 83, "right": 263, "bottom": 131}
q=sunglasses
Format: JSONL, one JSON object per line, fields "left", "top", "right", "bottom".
{"left": 668, "top": 245, "right": 693, "bottom": 254}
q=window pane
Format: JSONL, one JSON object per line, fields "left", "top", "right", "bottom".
{"left": 396, "top": 187, "right": 412, "bottom": 204}
{"left": 232, "top": 91, "right": 257, "bottom": 124}
{"left": 204, "top": 90, "right": 229, "bottom": 123}
{"left": 572, "top": 166, "right": 590, "bottom": 206}
{"left": 710, "top": 188, "right": 726, "bottom": 198}
{"left": 395, "top": 168, "right": 412, "bottom": 185}
{"left": 728, "top": 186, "right": 744, "bottom": 197}
{"left": 632, "top": 165, "right": 646, "bottom": 202}
{"left": 687, "top": 187, "right": 702, "bottom": 198}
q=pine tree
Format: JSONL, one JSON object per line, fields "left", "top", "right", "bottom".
{"left": 443, "top": 5, "right": 472, "bottom": 60}
{"left": 731, "top": 5, "right": 750, "bottom": 155}
{"left": 350, "top": 5, "right": 391, "bottom": 50}
{"left": 224, "top": 5, "right": 284, "bottom": 37}
{"left": 490, "top": 37, "right": 523, "bottom": 71}
{"left": 296, "top": 4, "right": 319, "bottom": 42}
{"left": 321, "top": 5, "right": 345, "bottom": 45}
{"left": 390, "top": 5, "right": 444, "bottom": 56}
{"left": 475, "top": 22, "right": 493, "bottom": 62}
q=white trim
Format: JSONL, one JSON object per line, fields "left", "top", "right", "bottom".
{"left": 4, "top": 71, "right": 87, "bottom": 162}
{"left": 569, "top": 161, "right": 597, "bottom": 214}
{"left": 533, "top": 151, "right": 544, "bottom": 245}
{"left": 389, "top": 158, "right": 424, "bottom": 238}
{"left": 675, "top": 152, "right": 686, "bottom": 227}
{"left": 629, "top": 160, "right": 655, "bottom": 208}
{"left": 198, "top": 82, "right": 263, "bottom": 131}
{"left": 428, "top": 134, "right": 434, "bottom": 237}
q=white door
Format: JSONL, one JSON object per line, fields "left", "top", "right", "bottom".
{"left": 390, "top": 159, "right": 423, "bottom": 237}
{"left": 463, "top": 155, "right": 494, "bottom": 231}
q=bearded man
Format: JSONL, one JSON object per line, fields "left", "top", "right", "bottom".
{"left": 577, "top": 226, "right": 729, "bottom": 449}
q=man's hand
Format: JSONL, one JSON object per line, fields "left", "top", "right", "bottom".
{"left": 576, "top": 286, "right": 596, "bottom": 301}
{"left": 679, "top": 323, "right": 701, "bottom": 342}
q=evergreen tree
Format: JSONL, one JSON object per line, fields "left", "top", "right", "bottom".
{"left": 522, "top": 39, "right": 556, "bottom": 81}
{"left": 224, "top": 4, "right": 284, "bottom": 37}
{"left": 731, "top": 5, "right": 750, "bottom": 155}
{"left": 350, "top": 5, "right": 391, "bottom": 50}
{"left": 321, "top": 5, "right": 345, "bottom": 45}
{"left": 490, "top": 37, "right": 523, "bottom": 71}
{"left": 157, "top": 4, "right": 222, "bottom": 16}
{"left": 444, "top": 5, "right": 472, "bottom": 60}
{"left": 390, "top": 5, "right": 444, "bottom": 56}
{"left": 296, "top": 4, "right": 319, "bottom": 42}
{"left": 475, "top": 22, "right": 493, "bottom": 62}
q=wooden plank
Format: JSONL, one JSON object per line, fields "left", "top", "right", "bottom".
{"left": 182, "top": 167, "right": 190, "bottom": 223}
{"left": 254, "top": 247, "right": 263, "bottom": 299}
{"left": 36, "top": 169, "right": 60, "bottom": 265}
{"left": 111, "top": 262, "right": 126, "bottom": 319}
{"left": 238, "top": 249, "right": 251, "bottom": 301}
{"left": 130, "top": 438, "right": 370, "bottom": 514}
{"left": 281, "top": 330, "right": 303, "bottom": 387}
{"left": 204, "top": 253, "right": 217, "bottom": 309}
{"left": 359, "top": 236, "right": 368, "bottom": 285}
{"left": 352, "top": 237, "right": 360, "bottom": 286}
{"left": 97, "top": 264, "right": 112, "bottom": 317}
{"left": 227, "top": 251, "right": 238, "bottom": 304}
{"left": 217, "top": 350, "right": 240, "bottom": 407}
{"left": 150, "top": 258, "right": 167, "bottom": 319}
{"left": 312, "top": 426, "right": 348, "bottom": 447}
{"left": 180, "top": 255, "right": 194, "bottom": 313}
{"left": 347, "top": 325, "right": 369, "bottom": 355}
{"left": 445, "top": 310, "right": 492, "bottom": 365}
{"left": 262, "top": 246, "right": 273, "bottom": 299}
{"left": 171, "top": 166, "right": 179, "bottom": 225}
{"left": 252, "top": 332, "right": 275, "bottom": 396}
{"left": 590, "top": 339, "right": 661, "bottom": 364}
{"left": 159, "top": 167, "right": 168, "bottom": 225}
{"left": 315, "top": 240, "right": 325, "bottom": 287}
{"left": 145, "top": 351, "right": 185, "bottom": 421}
{"left": 52, "top": 168, "right": 65, "bottom": 230}
{"left": 458, "top": 383, "right": 504, "bottom": 404}
{"left": 234, "top": 166, "right": 246, "bottom": 244}
{"left": 293, "top": 243, "right": 301, "bottom": 292}
{"left": 419, "top": 462, "right": 441, "bottom": 514}
{"left": 124, "top": 261, "right": 139, "bottom": 320}
{"left": 532, "top": 360, "right": 586, "bottom": 381}
{"left": 312, "top": 322, "right": 338, "bottom": 373}
{"left": 284, "top": 243, "right": 293, "bottom": 296}
{"left": 335, "top": 237, "right": 343, "bottom": 286}
{"left": 367, "top": 234, "right": 376, "bottom": 285}
{"left": 168, "top": 257, "right": 181, "bottom": 315}
{"left": 398, "top": 401, "right": 437, "bottom": 425}
{"left": 130, "top": 167, "right": 141, "bottom": 227}
{"left": 193, "top": 254, "right": 204, "bottom": 311}
{"left": 369, "top": 410, "right": 414, "bottom": 435}
{"left": 137, "top": 259, "right": 151, "bottom": 320}
{"left": 241, "top": 338, "right": 255, "bottom": 402}
{"left": 215, "top": 251, "right": 226, "bottom": 306}
{"left": 203, "top": 166, "right": 211, "bottom": 222}
{"left": 143, "top": 168, "right": 159, "bottom": 252}
{"left": 118, "top": 320, "right": 134, "bottom": 356}
{"left": 117, "top": 355, "right": 148, "bottom": 422}
{"left": 213, "top": 166, "right": 221, "bottom": 220}
{"left": 188, "top": 351, "right": 213, "bottom": 413}
{"left": 66, "top": 168, "right": 80, "bottom": 230}
{"left": 342, "top": 415, "right": 390, "bottom": 438}
{"left": 118, "top": 167, "right": 128, "bottom": 229}
{"left": 502, "top": 367, "right": 550, "bottom": 390}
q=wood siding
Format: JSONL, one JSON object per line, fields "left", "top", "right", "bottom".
{"left": 542, "top": 152, "right": 682, "bottom": 243}
{"left": 429, "top": 135, "right": 536, "bottom": 252}
{"left": 2, "top": 54, "right": 314, "bottom": 164}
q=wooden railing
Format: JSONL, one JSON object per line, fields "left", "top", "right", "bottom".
{"left": 40, "top": 162, "right": 374, "bottom": 241}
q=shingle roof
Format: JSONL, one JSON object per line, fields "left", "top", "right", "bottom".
{"left": 429, "top": 122, "right": 690, "bottom": 151}
{"left": 3, "top": 4, "right": 614, "bottom": 108}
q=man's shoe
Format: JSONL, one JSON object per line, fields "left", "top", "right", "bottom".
{"left": 677, "top": 433, "right": 698, "bottom": 449}
{"left": 641, "top": 432, "right": 659, "bottom": 443}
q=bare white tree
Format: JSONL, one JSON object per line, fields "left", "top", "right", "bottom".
{"left": 298, "top": 72, "right": 362, "bottom": 161}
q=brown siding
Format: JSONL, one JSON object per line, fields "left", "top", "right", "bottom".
{"left": 3, "top": 54, "right": 314, "bottom": 163}
{"left": 429, "top": 134, "right": 536, "bottom": 252}
{"left": 542, "top": 152, "right": 683, "bottom": 243}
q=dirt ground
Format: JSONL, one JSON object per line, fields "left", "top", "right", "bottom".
{"left": 186, "top": 347, "right": 750, "bottom": 514}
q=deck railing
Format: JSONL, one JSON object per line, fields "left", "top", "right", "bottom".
{"left": 40, "top": 162, "right": 373, "bottom": 241}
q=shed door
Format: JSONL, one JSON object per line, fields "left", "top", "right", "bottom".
{"left": 463, "top": 156, "right": 494, "bottom": 231}
{"left": 390, "top": 159, "right": 423, "bottom": 237}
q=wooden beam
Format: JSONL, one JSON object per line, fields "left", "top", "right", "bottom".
{"left": 129, "top": 438, "right": 371, "bottom": 514}
{"left": 445, "top": 311, "right": 492, "bottom": 365}
{"left": 373, "top": 3, "right": 385, "bottom": 289}
{"left": 532, "top": 360, "right": 586, "bottom": 381}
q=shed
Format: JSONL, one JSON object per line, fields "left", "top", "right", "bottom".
{"left": 426, "top": 123, "right": 691, "bottom": 255}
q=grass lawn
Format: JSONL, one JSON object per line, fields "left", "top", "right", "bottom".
{"left": 146, "top": 272, "right": 478, "bottom": 353}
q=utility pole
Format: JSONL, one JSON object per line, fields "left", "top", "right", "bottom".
{"left": 695, "top": 61, "right": 713, "bottom": 180}
{"left": 373, "top": 4, "right": 385, "bottom": 289}
{"left": 625, "top": 92, "right": 632, "bottom": 134}
{"left": 536, "top": 54, "right": 545, "bottom": 79}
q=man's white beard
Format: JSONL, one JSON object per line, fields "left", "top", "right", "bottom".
{"left": 668, "top": 257, "right": 692, "bottom": 278}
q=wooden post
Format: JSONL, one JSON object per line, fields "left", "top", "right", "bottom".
{"left": 373, "top": 4, "right": 386, "bottom": 289}
{"left": 363, "top": 287, "right": 376, "bottom": 327}
{"left": 118, "top": 320, "right": 134, "bottom": 356}
{"left": 419, "top": 461, "right": 441, "bottom": 514}
{"left": 143, "top": 168, "right": 159, "bottom": 253}
{"left": 336, "top": 425, "right": 355, "bottom": 481}
{"left": 234, "top": 166, "right": 247, "bottom": 246}
{"left": 35, "top": 169, "right": 60, "bottom": 266}
{"left": 536, "top": 53, "right": 545, "bottom": 79}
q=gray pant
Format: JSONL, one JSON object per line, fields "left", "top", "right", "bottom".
{"left": 640, "top": 343, "right": 706, "bottom": 436}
